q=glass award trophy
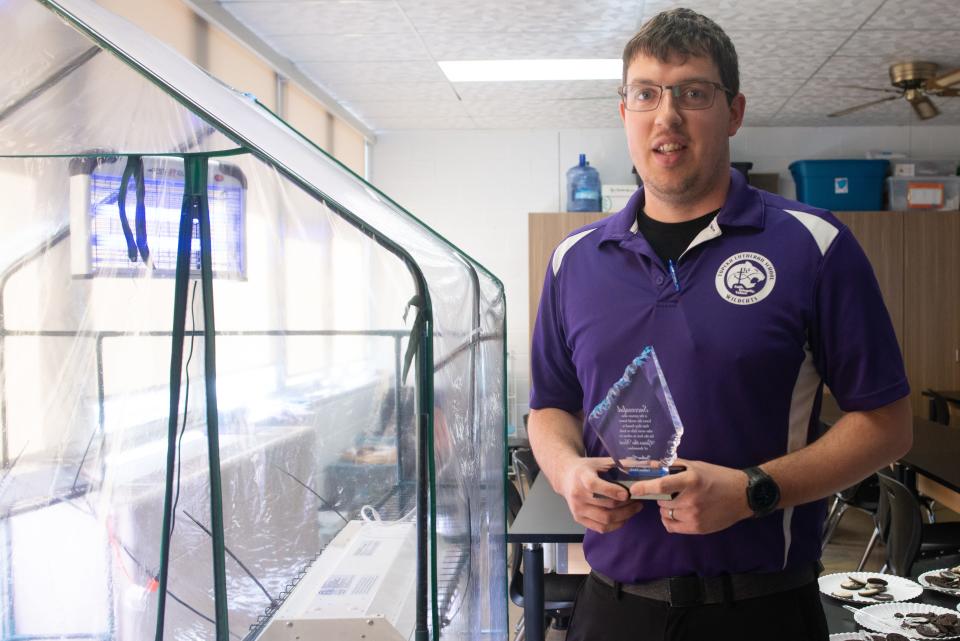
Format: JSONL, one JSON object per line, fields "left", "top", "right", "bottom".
{"left": 586, "top": 346, "right": 684, "bottom": 500}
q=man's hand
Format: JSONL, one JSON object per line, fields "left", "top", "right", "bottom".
{"left": 558, "top": 457, "right": 644, "bottom": 533}
{"left": 628, "top": 459, "right": 753, "bottom": 534}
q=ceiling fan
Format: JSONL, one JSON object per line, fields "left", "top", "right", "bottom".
{"left": 828, "top": 61, "right": 960, "bottom": 120}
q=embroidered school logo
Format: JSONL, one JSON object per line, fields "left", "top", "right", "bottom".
{"left": 715, "top": 253, "right": 776, "bottom": 305}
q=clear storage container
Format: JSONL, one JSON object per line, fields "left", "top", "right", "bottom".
{"left": 890, "top": 159, "right": 958, "bottom": 178}
{"left": 887, "top": 176, "right": 960, "bottom": 211}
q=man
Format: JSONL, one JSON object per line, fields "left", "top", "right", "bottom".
{"left": 528, "top": 8, "right": 912, "bottom": 641}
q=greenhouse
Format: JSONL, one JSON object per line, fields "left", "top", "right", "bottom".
{"left": 0, "top": 1, "right": 507, "bottom": 640}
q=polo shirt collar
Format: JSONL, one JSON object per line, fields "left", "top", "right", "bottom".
{"left": 597, "top": 168, "right": 765, "bottom": 247}
{"left": 717, "top": 168, "right": 765, "bottom": 230}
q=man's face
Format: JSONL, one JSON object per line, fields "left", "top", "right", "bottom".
{"left": 620, "top": 53, "right": 745, "bottom": 209}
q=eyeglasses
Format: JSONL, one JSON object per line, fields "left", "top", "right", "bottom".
{"left": 618, "top": 81, "right": 733, "bottom": 112}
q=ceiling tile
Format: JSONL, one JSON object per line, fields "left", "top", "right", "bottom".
{"left": 813, "top": 56, "right": 899, "bottom": 84}
{"left": 421, "top": 30, "right": 633, "bottom": 61}
{"left": 641, "top": 0, "right": 883, "bottom": 31}
{"left": 454, "top": 80, "right": 620, "bottom": 102}
{"left": 462, "top": 98, "right": 546, "bottom": 117}
{"left": 835, "top": 30, "right": 960, "bottom": 61}
{"left": 740, "top": 76, "right": 806, "bottom": 98}
{"left": 464, "top": 98, "right": 620, "bottom": 124}
{"left": 726, "top": 30, "right": 850, "bottom": 60}
{"left": 739, "top": 55, "right": 826, "bottom": 79}
{"left": 327, "top": 81, "right": 459, "bottom": 103}
{"left": 371, "top": 115, "right": 477, "bottom": 130}
{"left": 863, "top": 0, "right": 960, "bottom": 30}
{"left": 399, "top": 0, "right": 643, "bottom": 33}
{"left": 268, "top": 31, "right": 430, "bottom": 62}
{"left": 743, "top": 96, "right": 790, "bottom": 118}
{"left": 222, "top": 1, "right": 409, "bottom": 35}
{"left": 472, "top": 110, "right": 622, "bottom": 129}
{"left": 347, "top": 99, "right": 470, "bottom": 119}
{"left": 215, "top": 0, "right": 960, "bottom": 130}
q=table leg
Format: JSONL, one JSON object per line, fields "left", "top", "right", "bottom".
{"left": 523, "top": 542, "right": 544, "bottom": 641}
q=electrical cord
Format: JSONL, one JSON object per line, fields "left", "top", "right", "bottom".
{"left": 272, "top": 464, "right": 349, "bottom": 524}
{"left": 169, "top": 280, "right": 198, "bottom": 538}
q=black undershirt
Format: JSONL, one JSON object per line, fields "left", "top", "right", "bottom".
{"left": 636, "top": 208, "right": 719, "bottom": 266}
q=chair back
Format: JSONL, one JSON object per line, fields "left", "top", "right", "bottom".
{"left": 513, "top": 448, "right": 540, "bottom": 488}
{"left": 507, "top": 481, "right": 524, "bottom": 603}
{"left": 876, "top": 472, "right": 924, "bottom": 576}
{"left": 923, "top": 389, "right": 951, "bottom": 426}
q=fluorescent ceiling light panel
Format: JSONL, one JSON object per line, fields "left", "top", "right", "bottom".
{"left": 439, "top": 59, "right": 621, "bottom": 82}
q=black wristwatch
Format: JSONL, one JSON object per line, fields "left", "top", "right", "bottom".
{"left": 744, "top": 466, "right": 780, "bottom": 518}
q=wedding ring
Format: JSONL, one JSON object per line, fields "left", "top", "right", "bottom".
{"left": 668, "top": 508, "right": 676, "bottom": 521}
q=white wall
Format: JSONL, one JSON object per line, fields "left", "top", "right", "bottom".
{"left": 371, "top": 125, "right": 960, "bottom": 427}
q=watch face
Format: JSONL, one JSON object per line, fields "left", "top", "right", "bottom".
{"left": 752, "top": 478, "right": 779, "bottom": 510}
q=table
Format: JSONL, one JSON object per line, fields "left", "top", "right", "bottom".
{"left": 820, "top": 585, "right": 960, "bottom": 633}
{"left": 821, "top": 395, "right": 960, "bottom": 495}
{"left": 507, "top": 456, "right": 960, "bottom": 640}
{"left": 507, "top": 475, "right": 584, "bottom": 641}
{"left": 900, "top": 416, "right": 960, "bottom": 494}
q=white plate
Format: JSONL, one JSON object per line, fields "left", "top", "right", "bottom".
{"left": 855, "top": 602, "right": 960, "bottom": 639}
{"left": 819, "top": 571, "right": 923, "bottom": 604}
{"left": 830, "top": 634, "right": 872, "bottom": 641}
{"left": 918, "top": 569, "right": 960, "bottom": 596}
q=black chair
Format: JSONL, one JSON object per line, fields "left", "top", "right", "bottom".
{"left": 507, "top": 480, "right": 584, "bottom": 641}
{"left": 821, "top": 474, "right": 881, "bottom": 570}
{"left": 512, "top": 448, "right": 540, "bottom": 500}
{"left": 922, "top": 389, "right": 952, "bottom": 426}
{"left": 875, "top": 471, "right": 960, "bottom": 577}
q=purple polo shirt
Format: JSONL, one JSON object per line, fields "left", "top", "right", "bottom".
{"left": 530, "top": 169, "right": 909, "bottom": 582}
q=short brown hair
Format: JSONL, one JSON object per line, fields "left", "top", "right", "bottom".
{"left": 622, "top": 8, "right": 739, "bottom": 102}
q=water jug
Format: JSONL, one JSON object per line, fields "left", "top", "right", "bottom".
{"left": 566, "top": 153, "right": 601, "bottom": 212}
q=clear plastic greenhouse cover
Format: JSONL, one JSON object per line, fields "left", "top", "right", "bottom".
{"left": 0, "top": 1, "right": 507, "bottom": 640}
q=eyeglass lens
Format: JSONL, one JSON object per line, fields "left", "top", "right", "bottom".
{"left": 621, "top": 82, "right": 719, "bottom": 111}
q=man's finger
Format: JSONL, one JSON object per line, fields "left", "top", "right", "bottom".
{"left": 608, "top": 500, "right": 644, "bottom": 521}
{"left": 586, "top": 493, "right": 634, "bottom": 509}
{"left": 628, "top": 470, "right": 690, "bottom": 498}
{"left": 583, "top": 475, "right": 630, "bottom": 502}
{"left": 586, "top": 457, "right": 616, "bottom": 471}
{"left": 576, "top": 508, "right": 638, "bottom": 534}
{"left": 579, "top": 515, "right": 621, "bottom": 533}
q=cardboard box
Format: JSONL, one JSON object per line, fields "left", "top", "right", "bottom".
{"left": 748, "top": 172, "right": 779, "bottom": 194}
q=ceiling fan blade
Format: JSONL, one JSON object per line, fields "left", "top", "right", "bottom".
{"left": 837, "top": 84, "right": 902, "bottom": 94}
{"left": 930, "top": 88, "right": 960, "bottom": 97}
{"left": 929, "top": 67, "right": 960, "bottom": 89}
{"left": 827, "top": 95, "right": 900, "bottom": 117}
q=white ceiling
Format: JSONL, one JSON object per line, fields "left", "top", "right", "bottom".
{"left": 215, "top": 0, "right": 960, "bottom": 131}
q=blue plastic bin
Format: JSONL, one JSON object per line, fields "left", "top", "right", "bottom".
{"left": 789, "top": 159, "right": 889, "bottom": 211}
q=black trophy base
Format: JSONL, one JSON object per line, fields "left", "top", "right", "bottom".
{"left": 609, "top": 465, "right": 686, "bottom": 501}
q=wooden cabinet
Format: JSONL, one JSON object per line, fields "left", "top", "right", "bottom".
{"left": 903, "top": 212, "right": 960, "bottom": 416}
{"left": 529, "top": 211, "right": 960, "bottom": 416}
{"left": 528, "top": 212, "right": 606, "bottom": 343}
{"left": 834, "top": 212, "right": 904, "bottom": 346}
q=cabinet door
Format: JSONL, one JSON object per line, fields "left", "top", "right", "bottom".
{"left": 904, "top": 212, "right": 960, "bottom": 416}
{"left": 835, "top": 212, "right": 904, "bottom": 346}
{"left": 528, "top": 212, "right": 606, "bottom": 341}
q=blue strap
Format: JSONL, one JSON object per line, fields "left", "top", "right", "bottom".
{"left": 117, "top": 155, "right": 150, "bottom": 263}
{"left": 116, "top": 156, "right": 138, "bottom": 261}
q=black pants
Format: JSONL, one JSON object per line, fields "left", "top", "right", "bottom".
{"left": 565, "top": 573, "right": 829, "bottom": 641}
